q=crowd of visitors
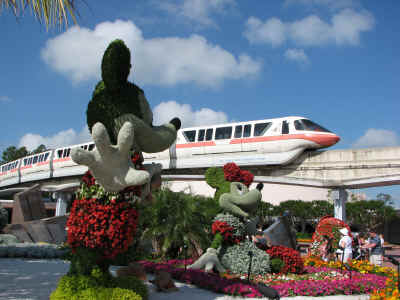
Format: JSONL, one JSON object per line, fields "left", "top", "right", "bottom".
{"left": 251, "top": 222, "right": 385, "bottom": 266}
{"left": 336, "top": 228, "right": 385, "bottom": 266}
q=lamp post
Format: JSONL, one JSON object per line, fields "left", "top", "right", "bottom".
{"left": 247, "top": 251, "right": 253, "bottom": 283}
{"left": 184, "top": 244, "right": 188, "bottom": 272}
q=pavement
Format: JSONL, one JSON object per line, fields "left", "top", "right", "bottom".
{"left": 0, "top": 258, "right": 373, "bottom": 300}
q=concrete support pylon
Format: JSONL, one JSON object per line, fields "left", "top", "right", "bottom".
{"left": 54, "top": 192, "right": 72, "bottom": 216}
{"left": 332, "top": 188, "right": 348, "bottom": 222}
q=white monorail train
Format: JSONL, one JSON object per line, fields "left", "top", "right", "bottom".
{"left": 0, "top": 116, "right": 339, "bottom": 188}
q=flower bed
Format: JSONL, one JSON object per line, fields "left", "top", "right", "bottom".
{"left": 139, "top": 258, "right": 387, "bottom": 298}
{"left": 304, "top": 256, "right": 399, "bottom": 300}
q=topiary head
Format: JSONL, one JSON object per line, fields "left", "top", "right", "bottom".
{"left": 101, "top": 39, "right": 131, "bottom": 91}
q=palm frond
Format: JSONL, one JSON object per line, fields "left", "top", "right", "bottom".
{"left": 0, "top": 0, "right": 78, "bottom": 29}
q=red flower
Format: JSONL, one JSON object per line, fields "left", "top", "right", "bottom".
{"left": 266, "top": 245, "right": 304, "bottom": 274}
{"left": 211, "top": 220, "right": 243, "bottom": 244}
{"left": 223, "top": 163, "right": 242, "bottom": 182}
{"left": 223, "top": 163, "right": 254, "bottom": 187}
{"left": 66, "top": 196, "right": 139, "bottom": 259}
{"left": 82, "top": 171, "right": 96, "bottom": 187}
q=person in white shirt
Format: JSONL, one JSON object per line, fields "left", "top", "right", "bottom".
{"left": 337, "top": 228, "right": 352, "bottom": 263}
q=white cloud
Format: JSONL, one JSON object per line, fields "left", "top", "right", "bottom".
{"left": 18, "top": 127, "right": 92, "bottom": 151}
{"left": 152, "top": 101, "right": 228, "bottom": 128}
{"left": 41, "top": 20, "right": 261, "bottom": 87}
{"left": 352, "top": 129, "right": 400, "bottom": 148}
{"left": 0, "top": 96, "right": 11, "bottom": 103}
{"left": 244, "top": 9, "right": 374, "bottom": 47}
{"left": 245, "top": 17, "right": 286, "bottom": 47}
{"left": 158, "top": 0, "right": 236, "bottom": 27}
{"left": 284, "top": 48, "right": 310, "bottom": 65}
{"left": 284, "top": 0, "right": 359, "bottom": 11}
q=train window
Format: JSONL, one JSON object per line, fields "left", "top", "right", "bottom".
{"left": 215, "top": 126, "right": 232, "bottom": 140}
{"left": 64, "top": 148, "right": 71, "bottom": 157}
{"left": 282, "top": 121, "right": 289, "bottom": 134}
{"left": 44, "top": 153, "right": 49, "bottom": 161}
{"left": 197, "top": 129, "right": 205, "bottom": 142}
{"left": 254, "top": 122, "right": 272, "bottom": 136}
{"left": 234, "top": 125, "right": 242, "bottom": 138}
{"left": 58, "top": 150, "right": 63, "bottom": 158}
{"left": 294, "top": 120, "right": 305, "bottom": 130}
{"left": 33, "top": 156, "right": 38, "bottom": 164}
{"left": 243, "top": 124, "right": 251, "bottom": 137}
{"left": 39, "top": 154, "right": 44, "bottom": 162}
{"left": 296, "top": 119, "right": 331, "bottom": 133}
{"left": 89, "top": 144, "right": 95, "bottom": 151}
{"left": 28, "top": 157, "right": 32, "bottom": 165}
{"left": 24, "top": 158, "right": 28, "bottom": 165}
{"left": 205, "top": 128, "right": 213, "bottom": 141}
{"left": 183, "top": 130, "right": 196, "bottom": 142}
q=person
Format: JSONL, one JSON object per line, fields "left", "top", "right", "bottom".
{"left": 337, "top": 228, "right": 352, "bottom": 263}
{"left": 361, "top": 229, "right": 383, "bottom": 266}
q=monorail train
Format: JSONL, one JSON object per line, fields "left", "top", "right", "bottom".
{"left": 0, "top": 116, "right": 340, "bottom": 188}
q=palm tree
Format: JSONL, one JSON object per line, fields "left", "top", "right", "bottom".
{"left": 141, "top": 188, "right": 216, "bottom": 259}
{"left": 0, "top": 0, "right": 78, "bottom": 29}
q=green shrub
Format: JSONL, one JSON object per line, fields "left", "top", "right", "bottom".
{"left": 110, "top": 276, "right": 148, "bottom": 300}
{"left": 270, "top": 258, "right": 285, "bottom": 273}
{"left": 50, "top": 270, "right": 148, "bottom": 300}
{"left": 51, "top": 286, "right": 142, "bottom": 300}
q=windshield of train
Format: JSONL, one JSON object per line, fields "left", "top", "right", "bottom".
{"left": 294, "top": 119, "right": 331, "bottom": 133}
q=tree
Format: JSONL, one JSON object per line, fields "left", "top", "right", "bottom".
{"left": 275, "top": 200, "right": 313, "bottom": 233}
{"left": 376, "top": 193, "right": 394, "bottom": 206}
{"left": 310, "top": 200, "right": 334, "bottom": 221}
{"left": 0, "top": 0, "right": 78, "bottom": 29}
{"left": 31, "top": 144, "right": 47, "bottom": 154}
{"left": 141, "top": 188, "right": 214, "bottom": 259}
{"left": 346, "top": 200, "right": 397, "bottom": 232}
{"left": 1, "top": 146, "right": 29, "bottom": 164}
{"left": 1, "top": 144, "right": 48, "bottom": 164}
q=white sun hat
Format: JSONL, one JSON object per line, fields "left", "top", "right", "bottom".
{"left": 339, "top": 228, "right": 349, "bottom": 236}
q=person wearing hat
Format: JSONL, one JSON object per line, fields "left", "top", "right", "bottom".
{"left": 337, "top": 228, "right": 352, "bottom": 263}
{"left": 361, "top": 229, "right": 383, "bottom": 266}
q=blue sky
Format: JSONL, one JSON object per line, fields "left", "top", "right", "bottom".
{"left": 1, "top": 0, "right": 399, "bottom": 205}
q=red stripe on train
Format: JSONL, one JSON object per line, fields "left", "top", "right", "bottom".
{"left": 53, "top": 158, "right": 71, "bottom": 163}
{"left": 176, "top": 133, "right": 339, "bottom": 148}
{"left": 176, "top": 141, "right": 216, "bottom": 148}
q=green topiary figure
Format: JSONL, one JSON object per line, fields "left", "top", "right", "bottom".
{"left": 63, "top": 39, "right": 181, "bottom": 300}
{"left": 72, "top": 39, "right": 181, "bottom": 193}
{"left": 189, "top": 163, "right": 270, "bottom": 276}
{"left": 86, "top": 39, "right": 180, "bottom": 151}
{"left": 205, "top": 167, "right": 230, "bottom": 202}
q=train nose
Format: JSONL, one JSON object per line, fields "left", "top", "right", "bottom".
{"left": 316, "top": 134, "right": 340, "bottom": 147}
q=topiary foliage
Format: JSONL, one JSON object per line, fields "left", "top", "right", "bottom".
{"left": 205, "top": 167, "right": 230, "bottom": 202}
{"left": 219, "top": 240, "right": 270, "bottom": 276}
{"left": 86, "top": 39, "right": 149, "bottom": 145}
